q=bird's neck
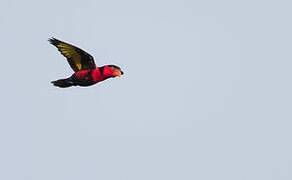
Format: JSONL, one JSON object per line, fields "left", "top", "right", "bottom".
{"left": 100, "top": 65, "right": 115, "bottom": 78}
{"left": 91, "top": 66, "right": 113, "bottom": 82}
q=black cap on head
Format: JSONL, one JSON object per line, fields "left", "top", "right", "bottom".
{"left": 108, "top": 65, "right": 121, "bottom": 70}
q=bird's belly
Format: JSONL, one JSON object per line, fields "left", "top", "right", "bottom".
{"left": 72, "top": 68, "right": 105, "bottom": 87}
{"left": 73, "top": 78, "right": 97, "bottom": 86}
{"left": 71, "top": 70, "right": 95, "bottom": 86}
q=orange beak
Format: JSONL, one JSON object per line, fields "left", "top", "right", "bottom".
{"left": 113, "top": 70, "right": 122, "bottom": 77}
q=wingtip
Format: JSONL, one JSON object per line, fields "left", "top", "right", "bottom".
{"left": 48, "top": 37, "right": 54, "bottom": 43}
{"left": 48, "top": 37, "right": 59, "bottom": 45}
{"left": 48, "top": 37, "right": 54, "bottom": 41}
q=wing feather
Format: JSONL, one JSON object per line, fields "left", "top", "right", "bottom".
{"left": 49, "top": 38, "right": 96, "bottom": 72}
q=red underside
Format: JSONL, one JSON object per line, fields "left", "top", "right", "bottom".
{"left": 74, "top": 68, "right": 105, "bottom": 83}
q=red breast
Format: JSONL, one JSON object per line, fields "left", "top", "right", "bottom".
{"left": 91, "top": 68, "right": 104, "bottom": 82}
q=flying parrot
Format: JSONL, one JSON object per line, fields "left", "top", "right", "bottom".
{"left": 49, "top": 38, "right": 123, "bottom": 88}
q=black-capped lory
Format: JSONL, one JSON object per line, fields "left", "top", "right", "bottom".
{"left": 49, "top": 38, "right": 123, "bottom": 88}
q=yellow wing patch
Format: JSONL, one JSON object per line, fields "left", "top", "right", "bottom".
{"left": 49, "top": 38, "right": 96, "bottom": 72}
{"left": 55, "top": 43, "right": 82, "bottom": 70}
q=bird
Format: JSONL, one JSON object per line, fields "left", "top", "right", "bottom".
{"left": 49, "top": 38, "right": 123, "bottom": 88}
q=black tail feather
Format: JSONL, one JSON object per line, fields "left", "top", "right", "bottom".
{"left": 51, "top": 78, "right": 74, "bottom": 88}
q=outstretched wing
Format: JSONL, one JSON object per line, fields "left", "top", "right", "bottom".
{"left": 49, "top": 38, "right": 96, "bottom": 72}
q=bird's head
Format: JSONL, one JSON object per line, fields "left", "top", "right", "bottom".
{"left": 103, "top": 65, "right": 124, "bottom": 78}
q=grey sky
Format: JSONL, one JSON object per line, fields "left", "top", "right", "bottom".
{"left": 0, "top": 0, "right": 291, "bottom": 179}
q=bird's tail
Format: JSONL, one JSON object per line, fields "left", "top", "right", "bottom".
{"left": 51, "top": 78, "right": 75, "bottom": 88}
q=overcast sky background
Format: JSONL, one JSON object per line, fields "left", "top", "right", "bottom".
{"left": 0, "top": 0, "right": 291, "bottom": 179}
